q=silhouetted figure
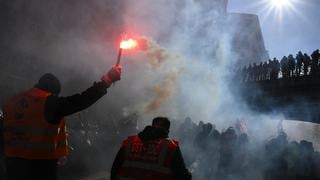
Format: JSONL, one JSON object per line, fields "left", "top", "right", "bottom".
{"left": 177, "top": 117, "right": 197, "bottom": 144}
{"left": 288, "top": 54, "right": 296, "bottom": 77}
{"left": 193, "top": 123, "right": 214, "bottom": 179}
{"left": 297, "top": 140, "right": 317, "bottom": 179}
{"left": 262, "top": 61, "right": 268, "bottom": 80}
{"left": 303, "top": 53, "right": 311, "bottom": 76}
{"left": 216, "top": 127, "right": 238, "bottom": 180}
{"left": 257, "top": 62, "right": 263, "bottom": 81}
{"left": 296, "top": 51, "right": 303, "bottom": 76}
{"left": 234, "top": 133, "right": 249, "bottom": 180}
{"left": 207, "top": 125, "right": 221, "bottom": 179}
{"left": 266, "top": 59, "right": 272, "bottom": 80}
{"left": 258, "top": 62, "right": 263, "bottom": 81}
{"left": 247, "top": 64, "right": 253, "bottom": 82}
{"left": 311, "top": 49, "right": 320, "bottom": 75}
{"left": 194, "top": 123, "right": 212, "bottom": 151}
{"left": 177, "top": 117, "right": 197, "bottom": 167}
{"left": 196, "top": 121, "right": 205, "bottom": 135}
{"left": 264, "top": 131, "right": 288, "bottom": 180}
{"left": 280, "top": 56, "right": 289, "bottom": 78}
{"left": 209, "top": 125, "right": 221, "bottom": 146}
{"left": 271, "top": 58, "right": 280, "bottom": 80}
{"left": 253, "top": 63, "right": 258, "bottom": 81}
{"left": 286, "top": 141, "right": 300, "bottom": 179}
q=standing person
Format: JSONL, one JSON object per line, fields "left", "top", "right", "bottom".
{"left": 215, "top": 127, "right": 238, "bottom": 180}
{"left": 311, "top": 49, "right": 320, "bottom": 75}
{"left": 262, "top": 61, "right": 268, "bottom": 80}
{"left": 2, "top": 65, "right": 122, "bottom": 180}
{"left": 273, "top": 57, "right": 281, "bottom": 80}
{"left": 303, "top": 53, "right": 311, "bottom": 76}
{"left": 280, "top": 56, "right": 289, "bottom": 78}
{"left": 247, "top": 64, "right": 253, "bottom": 82}
{"left": 111, "top": 117, "right": 192, "bottom": 180}
{"left": 258, "top": 62, "right": 263, "bottom": 81}
{"left": 252, "top": 63, "right": 258, "bottom": 81}
{"left": 288, "top": 54, "right": 296, "bottom": 77}
{"left": 296, "top": 51, "right": 304, "bottom": 76}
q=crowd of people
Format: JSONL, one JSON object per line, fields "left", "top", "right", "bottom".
{"left": 240, "top": 49, "right": 320, "bottom": 82}
{"left": 173, "top": 117, "right": 320, "bottom": 180}
{"left": 2, "top": 110, "right": 320, "bottom": 180}
{"left": 1, "top": 62, "right": 320, "bottom": 179}
{"left": 59, "top": 115, "right": 320, "bottom": 180}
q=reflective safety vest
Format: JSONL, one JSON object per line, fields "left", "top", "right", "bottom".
{"left": 117, "top": 135, "right": 178, "bottom": 180}
{"left": 3, "top": 88, "right": 68, "bottom": 159}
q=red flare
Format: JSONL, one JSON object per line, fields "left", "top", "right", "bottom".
{"left": 120, "top": 38, "right": 138, "bottom": 49}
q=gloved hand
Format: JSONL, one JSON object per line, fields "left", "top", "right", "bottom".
{"left": 101, "top": 65, "right": 122, "bottom": 86}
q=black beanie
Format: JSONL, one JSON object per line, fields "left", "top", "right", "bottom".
{"left": 35, "top": 73, "right": 61, "bottom": 96}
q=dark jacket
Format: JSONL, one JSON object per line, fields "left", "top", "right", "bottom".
{"left": 44, "top": 81, "right": 108, "bottom": 124}
{"left": 111, "top": 126, "right": 192, "bottom": 180}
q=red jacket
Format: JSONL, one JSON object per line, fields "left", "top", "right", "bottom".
{"left": 116, "top": 135, "right": 178, "bottom": 180}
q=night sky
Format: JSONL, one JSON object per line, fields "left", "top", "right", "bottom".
{"left": 228, "top": 0, "right": 320, "bottom": 59}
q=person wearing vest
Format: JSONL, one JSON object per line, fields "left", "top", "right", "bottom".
{"left": 111, "top": 117, "right": 192, "bottom": 180}
{"left": 2, "top": 65, "right": 121, "bottom": 180}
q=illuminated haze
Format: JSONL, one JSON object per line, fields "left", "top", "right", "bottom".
{"left": 1, "top": 1, "right": 320, "bottom": 176}
{"left": 121, "top": 0, "right": 320, "bottom": 152}
{"left": 1, "top": 0, "right": 319, "bottom": 146}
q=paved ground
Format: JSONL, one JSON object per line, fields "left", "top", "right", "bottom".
{"left": 79, "top": 172, "right": 110, "bottom": 180}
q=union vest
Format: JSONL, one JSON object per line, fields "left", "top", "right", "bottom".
{"left": 117, "top": 135, "right": 178, "bottom": 180}
{"left": 3, "top": 88, "right": 68, "bottom": 159}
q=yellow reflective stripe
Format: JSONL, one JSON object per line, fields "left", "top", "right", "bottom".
{"left": 122, "top": 161, "right": 171, "bottom": 174}
{"left": 57, "top": 125, "right": 67, "bottom": 134}
{"left": 5, "top": 140, "right": 66, "bottom": 149}
{"left": 4, "top": 126, "right": 58, "bottom": 136}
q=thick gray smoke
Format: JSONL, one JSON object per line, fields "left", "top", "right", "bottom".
{"left": 1, "top": 0, "right": 257, "bottom": 125}
{"left": 112, "top": 2, "right": 309, "bottom": 179}
{"left": 115, "top": 1, "right": 320, "bottom": 179}
{"left": 119, "top": 0, "right": 239, "bottom": 126}
{"left": 119, "top": 0, "right": 278, "bottom": 132}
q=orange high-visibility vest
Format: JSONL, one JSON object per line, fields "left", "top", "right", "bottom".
{"left": 3, "top": 88, "right": 68, "bottom": 159}
{"left": 117, "top": 135, "right": 178, "bottom": 180}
